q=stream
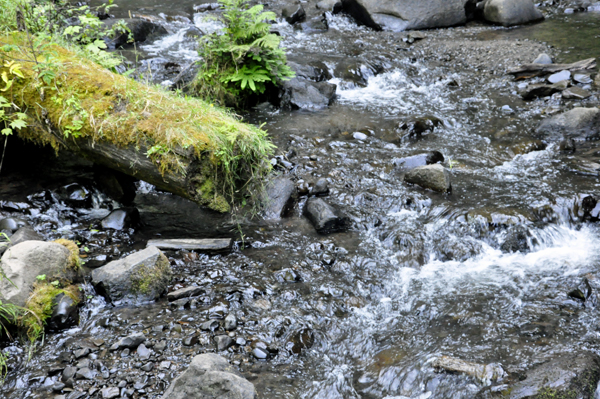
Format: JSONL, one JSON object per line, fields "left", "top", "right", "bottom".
{"left": 2, "top": 1, "right": 600, "bottom": 398}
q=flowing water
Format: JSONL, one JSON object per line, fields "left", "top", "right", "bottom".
{"left": 2, "top": 3, "right": 600, "bottom": 399}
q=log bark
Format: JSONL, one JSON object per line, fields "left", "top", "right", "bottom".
{"left": 2, "top": 33, "right": 272, "bottom": 213}
{"left": 508, "top": 58, "right": 596, "bottom": 79}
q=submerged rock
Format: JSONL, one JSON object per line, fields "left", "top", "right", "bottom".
{"left": 433, "top": 356, "right": 506, "bottom": 385}
{"left": 536, "top": 107, "right": 600, "bottom": 141}
{"left": 91, "top": 246, "right": 172, "bottom": 304}
{"left": 304, "top": 198, "right": 351, "bottom": 234}
{"left": 483, "top": 0, "right": 544, "bottom": 26}
{"left": 341, "top": 0, "right": 467, "bottom": 31}
{"left": 404, "top": 164, "right": 452, "bottom": 193}
{"left": 0, "top": 241, "right": 72, "bottom": 307}
{"left": 161, "top": 353, "right": 257, "bottom": 399}
{"left": 279, "top": 78, "right": 337, "bottom": 110}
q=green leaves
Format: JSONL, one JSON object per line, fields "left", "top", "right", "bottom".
{"left": 194, "top": 0, "right": 295, "bottom": 107}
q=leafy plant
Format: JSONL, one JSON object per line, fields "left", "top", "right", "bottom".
{"left": 193, "top": 0, "right": 295, "bottom": 107}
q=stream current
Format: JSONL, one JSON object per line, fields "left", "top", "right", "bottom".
{"left": 2, "top": 3, "right": 600, "bottom": 399}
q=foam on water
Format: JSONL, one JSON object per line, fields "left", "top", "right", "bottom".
{"left": 141, "top": 27, "right": 199, "bottom": 60}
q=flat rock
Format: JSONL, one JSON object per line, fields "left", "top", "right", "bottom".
{"left": 404, "top": 164, "right": 451, "bottom": 193}
{"left": 0, "top": 241, "right": 71, "bottom": 307}
{"left": 303, "top": 198, "right": 350, "bottom": 234}
{"left": 167, "top": 286, "right": 204, "bottom": 301}
{"left": 91, "top": 246, "right": 172, "bottom": 304}
{"left": 483, "top": 0, "right": 544, "bottom": 26}
{"left": 161, "top": 354, "right": 257, "bottom": 399}
{"left": 101, "top": 387, "right": 120, "bottom": 399}
{"left": 147, "top": 238, "right": 233, "bottom": 253}
{"left": 110, "top": 332, "right": 146, "bottom": 351}
{"left": 519, "top": 80, "right": 568, "bottom": 100}
{"left": 574, "top": 73, "right": 593, "bottom": 84}
{"left": 562, "top": 86, "right": 592, "bottom": 99}
{"left": 341, "top": 0, "right": 467, "bottom": 31}
{"left": 536, "top": 107, "right": 600, "bottom": 140}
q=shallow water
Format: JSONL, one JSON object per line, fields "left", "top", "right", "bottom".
{"left": 3, "top": 4, "right": 600, "bottom": 399}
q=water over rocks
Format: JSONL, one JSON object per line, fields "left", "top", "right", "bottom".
{"left": 404, "top": 164, "right": 452, "bottom": 193}
{"left": 536, "top": 107, "right": 600, "bottom": 140}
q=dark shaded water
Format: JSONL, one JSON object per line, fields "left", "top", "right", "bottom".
{"left": 2, "top": 4, "right": 600, "bottom": 399}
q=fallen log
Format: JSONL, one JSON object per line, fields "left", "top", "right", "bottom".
{"left": 508, "top": 57, "right": 596, "bottom": 79}
{"left": 1, "top": 33, "right": 273, "bottom": 212}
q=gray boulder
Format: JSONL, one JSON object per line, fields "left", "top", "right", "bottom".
{"left": 506, "top": 352, "right": 600, "bottom": 399}
{"left": 533, "top": 53, "right": 552, "bottom": 64}
{"left": 104, "top": 18, "right": 168, "bottom": 49}
{"left": 282, "top": 5, "right": 306, "bottom": 24}
{"left": 91, "top": 246, "right": 172, "bottom": 304}
{"left": 304, "top": 198, "right": 350, "bottom": 234}
{"left": 341, "top": 0, "right": 468, "bottom": 31}
{"left": 483, "top": 0, "right": 544, "bottom": 26}
{"left": 161, "top": 353, "right": 257, "bottom": 399}
{"left": 279, "top": 78, "right": 336, "bottom": 110}
{"left": 0, "top": 241, "right": 71, "bottom": 307}
{"left": 536, "top": 107, "right": 600, "bottom": 141}
{"left": 404, "top": 164, "right": 452, "bottom": 193}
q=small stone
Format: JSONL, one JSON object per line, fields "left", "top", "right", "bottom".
{"left": 533, "top": 53, "right": 552, "bottom": 64}
{"left": 110, "top": 332, "right": 146, "bottom": 351}
{"left": 121, "top": 348, "right": 130, "bottom": 357}
{"left": 75, "top": 367, "right": 96, "bottom": 380}
{"left": 73, "top": 348, "right": 91, "bottom": 359}
{"left": 236, "top": 337, "right": 247, "bottom": 346}
{"left": 574, "top": 73, "right": 593, "bottom": 84}
{"left": 215, "top": 335, "right": 234, "bottom": 351}
{"left": 548, "top": 70, "right": 571, "bottom": 84}
{"left": 134, "top": 380, "right": 147, "bottom": 390}
{"left": 137, "top": 344, "right": 151, "bottom": 360}
{"left": 92, "top": 339, "right": 105, "bottom": 347}
{"left": 101, "top": 387, "right": 120, "bottom": 399}
{"left": 311, "top": 178, "right": 329, "bottom": 196}
{"left": 52, "top": 382, "right": 66, "bottom": 392}
{"left": 352, "top": 132, "right": 368, "bottom": 141}
{"left": 141, "top": 363, "right": 154, "bottom": 372}
{"left": 117, "top": 380, "right": 127, "bottom": 388}
{"left": 167, "top": 286, "right": 203, "bottom": 301}
{"left": 303, "top": 198, "right": 350, "bottom": 234}
{"left": 223, "top": 313, "right": 237, "bottom": 331}
{"left": 252, "top": 347, "right": 269, "bottom": 360}
{"left": 183, "top": 335, "right": 199, "bottom": 346}
{"left": 62, "top": 367, "right": 77, "bottom": 382}
{"left": 159, "top": 361, "right": 171, "bottom": 370}
{"left": 154, "top": 340, "right": 167, "bottom": 351}
{"left": 404, "top": 164, "right": 452, "bottom": 193}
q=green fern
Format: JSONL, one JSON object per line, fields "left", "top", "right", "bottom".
{"left": 193, "top": 0, "right": 295, "bottom": 108}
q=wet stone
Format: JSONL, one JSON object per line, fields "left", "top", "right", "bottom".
{"left": 52, "top": 382, "right": 66, "bottom": 392}
{"left": 110, "top": 332, "right": 146, "bottom": 351}
{"left": 311, "top": 178, "right": 330, "bottom": 196}
{"left": 433, "top": 356, "right": 505, "bottom": 385}
{"left": 252, "top": 347, "right": 269, "bottom": 360}
{"left": 154, "top": 340, "right": 167, "bottom": 351}
{"left": 568, "top": 277, "right": 593, "bottom": 302}
{"left": 141, "top": 363, "right": 154, "bottom": 372}
{"left": 304, "top": 198, "right": 351, "bottom": 234}
{"left": 404, "top": 164, "right": 452, "bottom": 193}
{"left": 167, "top": 286, "right": 204, "bottom": 302}
{"left": 215, "top": 335, "right": 234, "bottom": 351}
{"left": 147, "top": 238, "right": 233, "bottom": 253}
{"left": 282, "top": 4, "right": 306, "bottom": 24}
{"left": 73, "top": 348, "right": 90, "bottom": 359}
{"left": 62, "top": 366, "right": 77, "bottom": 382}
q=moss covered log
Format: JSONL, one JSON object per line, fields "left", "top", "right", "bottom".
{"left": 1, "top": 33, "right": 274, "bottom": 212}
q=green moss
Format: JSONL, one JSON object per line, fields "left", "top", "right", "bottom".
{"left": 0, "top": 32, "right": 274, "bottom": 212}
{"left": 536, "top": 387, "right": 577, "bottom": 399}
{"left": 53, "top": 238, "right": 81, "bottom": 270}
{"left": 22, "top": 282, "right": 80, "bottom": 341}
{"left": 130, "top": 257, "right": 172, "bottom": 297}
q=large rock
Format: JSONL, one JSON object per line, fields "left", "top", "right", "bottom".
{"left": 536, "top": 107, "right": 600, "bottom": 141}
{"left": 506, "top": 352, "right": 600, "bottom": 399}
{"left": 404, "top": 164, "right": 452, "bottom": 193}
{"left": 0, "top": 241, "right": 71, "bottom": 307}
{"left": 161, "top": 354, "right": 257, "bottom": 399}
{"left": 91, "top": 246, "right": 172, "bottom": 304}
{"left": 279, "top": 78, "right": 336, "bottom": 110}
{"left": 483, "top": 0, "right": 544, "bottom": 26}
{"left": 104, "top": 18, "right": 168, "bottom": 49}
{"left": 341, "top": 0, "right": 468, "bottom": 31}
{"left": 304, "top": 198, "right": 350, "bottom": 234}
